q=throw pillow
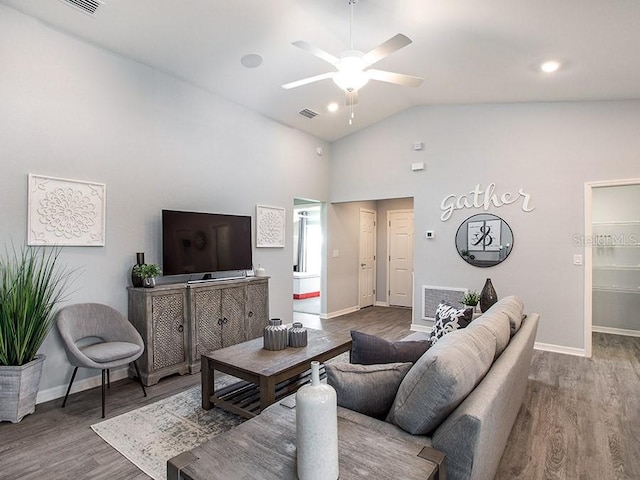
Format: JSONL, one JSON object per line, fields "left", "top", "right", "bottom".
{"left": 386, "top": 326, "right": 497, "bottom": 435}
{"left": 326, "top": 362, "right": 413, "bottom": 419}
{"left": 485, "top": 295, "right": 525, "bottom": 336}
{"left": 350, "top": 330, "right": 432, "bottom": 365}
{"left": 429, "top": 302, "right": 474, "bottom": 343}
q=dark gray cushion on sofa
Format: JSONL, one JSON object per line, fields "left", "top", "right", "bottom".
{"left": 486, "top": 296, "right": 525, "bottom": 336}
{"left": 350, "top": 330, "right": 431, "bottom": 365}
{"left": 468, "top": 311, "right": 511, "bottom": 358}
{"left": 386, "top": 326, "right": 497, "bottom": 435}
{"left": 326, "top": 362, "right": 413, "bottom": 419}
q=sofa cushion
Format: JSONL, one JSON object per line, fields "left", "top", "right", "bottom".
{"left": 386, "top": 326, "right": 497, "bottom": 435}
{"left": 486, "top": 296, "right": 525, "bottom": 336}
{"left": 429, "top": 302, "right": 474, "bottom": 344}
{"left": 468, "top": 311, "right": 511, "bottom": 358}
{"left": 326, "top": 362, "right": 413, "bottom": 419}
{"left": 350, "top": 330, "right": 432, "bottom": 365}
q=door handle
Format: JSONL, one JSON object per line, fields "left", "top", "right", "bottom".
{"left": 361, "top": 263, "right": 366, "bottom": 267}
{"left": 177, "top": 325, "right": 184, "bottom": 333}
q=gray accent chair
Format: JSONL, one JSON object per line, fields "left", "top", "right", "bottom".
{"left": 56, "top": 303, "right": 146, "bottom": 418}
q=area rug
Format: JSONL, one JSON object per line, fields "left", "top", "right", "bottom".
{"left": 91, "top": 354, "right": 350, "bottom": 480}
{"left": 91, "top": 375, "right": 244, "bottom": 480}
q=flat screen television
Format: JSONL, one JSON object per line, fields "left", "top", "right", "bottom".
{"left": 162, "top": 209, "right": 253, "bottom": 277}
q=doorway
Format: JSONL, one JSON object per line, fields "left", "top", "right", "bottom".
{"left": 585, "top": 178, "right": 640, "bottom": 357}
{"left": 293, "top": 199, "right": 322, "bottom": 316}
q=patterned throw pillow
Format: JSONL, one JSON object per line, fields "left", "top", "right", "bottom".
{"left": 429, "top": 302, "right": 474, "bottom": 343}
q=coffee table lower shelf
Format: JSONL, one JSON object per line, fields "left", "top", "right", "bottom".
{"left": 209, "top": 366, "right": 326, "bottom": 419}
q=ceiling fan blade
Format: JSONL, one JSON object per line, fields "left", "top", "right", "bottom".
{"left": 282, "top": 72, "right": 336, "bottom": 90}
{"left": 292, "top": 40, "right": 339, "bottom": 65}
{"left": 366, "top": 69, "right": 424, "bottom": 87}
{"left": 362, "top": 34, "right": 412, "bottom": 67}
{"left": 345, "top": 90, "right": 359, "bottom": 106}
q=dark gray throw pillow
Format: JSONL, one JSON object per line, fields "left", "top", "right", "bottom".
{"left": 350, "top": 330, "right": 431, "bottom": 365}
{"left": 326, "top": 362, "right": 413, "bottom": 419}
{"left": 429, "top": 302, "right": 474, "bottom": 344}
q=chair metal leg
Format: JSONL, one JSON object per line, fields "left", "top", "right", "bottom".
{"left": 107, "top": 369, "right": 110, "bottom": 389}
{"left": 101, "top": 369, "right": 106, "bottom": 418}
{"left": 133, "top": 361, "right": 147, "bottom": 397}
{"left": 61, "top": 367, "right": 79, "bottom": 408}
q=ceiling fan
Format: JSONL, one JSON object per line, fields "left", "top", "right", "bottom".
{"left": 282, "top": 0, "right": 424, "bottom": 116}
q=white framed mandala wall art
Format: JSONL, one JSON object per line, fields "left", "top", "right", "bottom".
{"left": 27, "top": 174, "right": 106, "bottom": 246}
{"left": 256, "top": 205, "right": 285, "bottom": 248}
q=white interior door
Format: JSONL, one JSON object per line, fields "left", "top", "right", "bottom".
{"left": 359, "top": 209, "right": 376, "bottom": 308}
{"left": 388, "top": 210, "right": 414, "bottom": 307}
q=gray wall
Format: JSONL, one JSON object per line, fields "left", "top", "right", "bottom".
{"left": 0, "top": 6, "right": 330, "bottom": 395}
{"left": 330, "top": 101, "right": 640, "bottom": 352}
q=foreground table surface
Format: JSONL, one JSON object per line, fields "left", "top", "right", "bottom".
{"left": 168, "top": 402, "right": 443, "bottom": 480}
{"left": 201, "top": 329, "right": 352, "bottom": 418}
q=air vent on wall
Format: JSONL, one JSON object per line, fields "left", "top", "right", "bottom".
{"left": 58, "top": 0, "right": 105, "bottom": 16}
{"left": 299, "top": 108, "right": 319, "bottom": 119}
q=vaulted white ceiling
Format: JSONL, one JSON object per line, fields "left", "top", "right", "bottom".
{"left": 3, "top": 0, "right": 640, "bottom": 141}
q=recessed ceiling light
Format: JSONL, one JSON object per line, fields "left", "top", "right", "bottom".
{"left": 540, "top": 60, "right": 561, "bottom": 73}
{"left": 240, "top": 54, "right": 263, "bottom": 69}
{"left": 327, "top": 102, "right": 339, "bottom": 113}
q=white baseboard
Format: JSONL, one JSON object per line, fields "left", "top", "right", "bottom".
{"left": 592, "top": 325, "right": 640, "bottom": 338}
{"left": 375, "top": 301, "right": 390, "bottom": 307}
{"left": 534, "top": 342, "right": 586, "bottom": 357}
{"left": 320, "top": 306, "right": 360, "bottom": 320}
{"left": 36, "top": 366, "right": 129, "bottom": 405}
{"left": 410, "top": 323, "right": 433, "bottom": 333}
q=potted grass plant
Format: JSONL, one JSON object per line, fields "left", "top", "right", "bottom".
{"left": 463, "top": 290, "right": 481, "bottom": 312}
{"left": 0, "top": 246, "right": 73, "bottom": 423}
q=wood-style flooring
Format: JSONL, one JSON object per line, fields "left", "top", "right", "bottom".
{"left": 0, "top": 307, "right": 638, "bottom": 480}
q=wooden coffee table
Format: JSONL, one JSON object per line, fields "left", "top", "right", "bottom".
{"left": 201, "top": 328, "right": 352, "bottom": 419}
{"left": 168, "top": 402, "right": 446, "bottom": 480}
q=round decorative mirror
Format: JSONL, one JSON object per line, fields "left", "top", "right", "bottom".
{"left": 455, "top": 214, "right": 514, "bottom": 267}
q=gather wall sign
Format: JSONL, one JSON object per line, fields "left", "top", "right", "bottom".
{"left": 440, "top": 183, "right": 535, "bottom": 221}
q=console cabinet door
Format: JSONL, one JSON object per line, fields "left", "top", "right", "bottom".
{"left": 245, "top": 279, "right": 269, "bottom": 341}
{"left": 220, "top": 286, "right": 246, "bottom": 347}
{"left": 151, "top": 292, "right": 188, "bottom": 370}
{"left": 128, "top": 286, "right": 189, "bottom": 386}
{"left": 193, "top": 288, "right": 224, "bottom": 358}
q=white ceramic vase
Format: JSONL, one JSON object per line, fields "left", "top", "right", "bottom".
{"left": 296, "top": 361, "right": 339, "bottom": 480}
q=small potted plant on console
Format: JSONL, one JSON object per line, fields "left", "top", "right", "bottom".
{"left": 133, "top": 263, "right": 162, "bottom": 288}
{"left": 463, "top": 290, "right": 481, "bottom": 313}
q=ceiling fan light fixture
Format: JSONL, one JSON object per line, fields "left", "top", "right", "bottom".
{"left": 333, "top": 70, "right": 369, "bottom": 92}
{"left": 332, "top": 52, "right": 369, "bottom": 91}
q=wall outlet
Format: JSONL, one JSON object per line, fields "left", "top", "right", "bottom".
{"left": 332, "top": 250, "right": 340, "bottom": 258}
{"left": 425, "top": 230, "right": 435, "bottom": 239}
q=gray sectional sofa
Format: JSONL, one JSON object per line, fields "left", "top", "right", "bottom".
{"left": 335, "top": 296, "right": 539, "bottom": 480}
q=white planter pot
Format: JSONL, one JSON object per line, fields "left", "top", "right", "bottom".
{"left": 0, "top": 354, "right": 46, "bottom": 423}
